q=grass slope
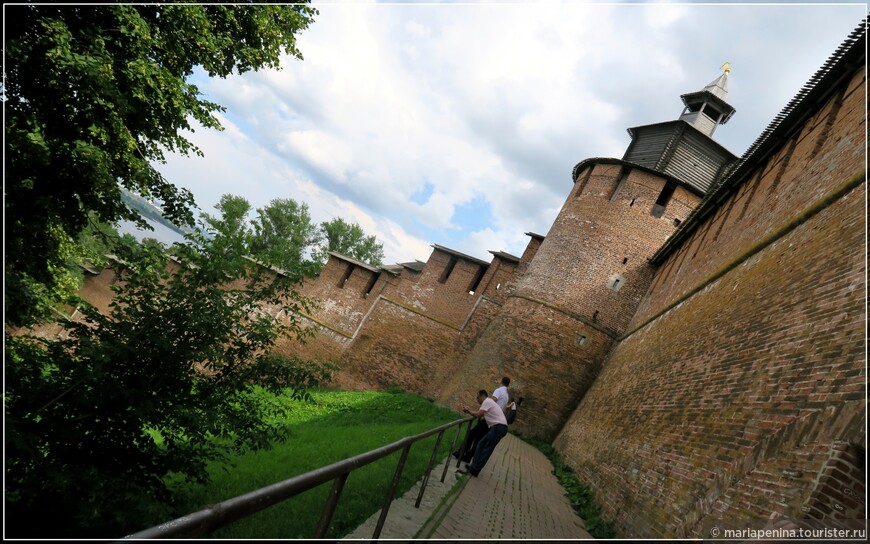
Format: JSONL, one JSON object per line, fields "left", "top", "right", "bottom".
{"left": 163, "top": 389, "right": 460, "bottom": 539}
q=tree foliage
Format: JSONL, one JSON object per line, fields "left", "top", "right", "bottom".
{"left": 251, "top": 198, "right": 322, "bottom": 276}
{"left": 315, "top": 217, "right": 385, "bottom": 267}
{"left": 5, "top": 222, "right": 333, "bottom": 538}
{"left": 4, "top": 3, "right": 316, "bottom": 327}
{"left": 202, "top": 194, "right": 387, "bottom": 275}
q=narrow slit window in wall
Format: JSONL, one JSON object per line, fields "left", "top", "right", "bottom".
{"left": 651, "top": 181, "right": 677, "bottom": 218}
{"left": 468, "top": 266, "right": 486, "bottom": 294}
{"left": 363, "top": 273, "right": 378, "bottom": 298}
{"left": 606, "top": 274, "right": 625, "bottom": 292}
{"left": 576, "top": 335, "right": 587, "bottom": 346}
{"left": 609, "top": 166, "right": 630, "bottom": 201}
{"left": 574, "top": 167, "right": 593, "bottom": 197}
{"left": 338, "top": 263, "right": 353, "bottom": 288}
{"left": 439, "top": 256, "right": 458, "bottom": 284}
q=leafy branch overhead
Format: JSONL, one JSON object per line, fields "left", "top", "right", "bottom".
{"left": 4, "top": 3, "right": 316, "bottom": 326}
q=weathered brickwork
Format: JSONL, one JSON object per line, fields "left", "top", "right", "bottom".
{"left": 336, "top": 297, "right": 462, "bottom": 400}
{"left": 299, "top": 255, "right": 383, "bottom": 335}
{"left": 13, "top": 25, "right": 865, "bottom": 539}
{"left": 632, "top": 68, "right": 866, "bottom": 330}
{"left": 455, "top": 296, "right": 502, "bottom": 355}
{"left": 517, "top": 163, "right": 700, "bottom": 334}
{"left": 804, "top": 442, "right": 867, "bottom": 521}
{"left": 552, "top": 66, "right": 866, "bottom": 535}
{"left": 437, "top": 162, "right": 703, "bottom": 440}
{"left": 439, "top": 295, "right": 616, "bottom": 439}
{"left": 389, "top": 247, "right": 485, "bottom": 327}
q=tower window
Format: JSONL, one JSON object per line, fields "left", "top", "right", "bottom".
{"left": 609, "top": 166, "right": 630, "bottom": 201}
{"left": 651, "top": 182, "right": 676, "bottom": 218}
{"left": 338, "top": 263, "right": 353, "bottom": 288}
{"left": 439, "top": 256, "right": 458, "bottom": 284}
{"left": 703, "top": 105, "right": 722, "bottom": 122}
{"left": 363, "top": 273, "right": 378, "bottom": 298}
{"left": 576, "top": 335, "right": 587, "bottom": 346}
{"left": 607, "top": 274, "right": 625, "bottom": 292}
{"left": 468, "top": 266, "right": 485, "bottom": 294}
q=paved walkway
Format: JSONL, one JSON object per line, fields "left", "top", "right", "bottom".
{"left": 343, "top": 433, "right": 593, "bottom": 540}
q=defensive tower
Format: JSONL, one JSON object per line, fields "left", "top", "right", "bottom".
{"left": 623, "top": 64, "right": 737, "bottom": 193}
{"left": 439, "top": 67, "right": 740, "bottom": 440}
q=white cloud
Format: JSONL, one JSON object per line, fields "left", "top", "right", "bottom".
{"left": 154, "top": 2, "right": 864, "bottom": 266}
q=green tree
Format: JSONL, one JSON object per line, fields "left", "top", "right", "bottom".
{"left": 201, "top": 194, "right": 255, "bottom": 258}
{"left": 5, "top": 221, "right": 332, "bottom": 538}
{"left": 315, "top": 217, "right": 386, "bottom": 267}
{"left": 198, "top": 195, "right": 386, "bottom": 275}
{"left": 4, "top": 3, "right": 317, "bottom": 327}
{"left": 250, "top": 198, "right": 322, "bottom": 278}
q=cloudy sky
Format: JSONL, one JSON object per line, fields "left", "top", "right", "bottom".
{"left": 151, "top": 1, "right": 866, "bottom": 265}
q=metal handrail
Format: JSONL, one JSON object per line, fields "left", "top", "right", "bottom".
{"left": 124, "top": 416, "right": 476, "bottom": 539}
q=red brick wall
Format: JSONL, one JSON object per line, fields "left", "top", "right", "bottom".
{"left": 390, "top": 248, "right": 485, "bottom": 327}
{"left": 299, "top": 256, "right": 383, "bottom": 335}
{"left": 552, "top": 65, "right": 866, "bottom": 537}
{"left": 438, "top": 162, "right": 702, "bottom": 439}
{"left": 518, "top": 163, "right": 699, "bottom": 334}
{"left": 438, "top": 295, "right": 615, "bottom": 438}
{"left": 456, "top": 296, "right": 503, "bottom": 355}
{"left": 477, "top": 257, "right": 517, "bottom": 302}
{"left": 804, "top": 442, "right": 866, "bottom": 522}
{"left": 336, "top": 297, "right": 462, "bottom": 399}
{"left": 631, "top": 68, "right": 866, "bottom": 331}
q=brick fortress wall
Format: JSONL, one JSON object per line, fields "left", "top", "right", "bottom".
{"left": 269, "top": 242, "right": 530, "bottom": 396}
{"left": 13, "top": 25, "right": 865, "bottom": 540}
{"left": 551, "top": 65, "right": 866, "bottom": 537}
{"left": 437, "top": 162, "right": 703, "bottom": 440}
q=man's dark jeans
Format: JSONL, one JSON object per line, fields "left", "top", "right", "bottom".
{"left": 468, "top": 424, "right": 508, "bottom": 476}
{"left": 455, "top": 418, "right": 487, "bottom": 462}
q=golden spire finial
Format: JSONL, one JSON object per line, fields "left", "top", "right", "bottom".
{"left": 720, "top": 62, "right": 732, "bottom": 75}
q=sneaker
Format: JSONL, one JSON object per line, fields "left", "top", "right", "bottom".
{"left": 455, "top": 468, "right": 469, "bottom": 477}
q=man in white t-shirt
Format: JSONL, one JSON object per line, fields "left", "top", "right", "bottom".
{"left": 457, "top": 389, "right": 509, "bottom": 477}
{"left": 491, "top": 376, "right": 510, "bottom": 412}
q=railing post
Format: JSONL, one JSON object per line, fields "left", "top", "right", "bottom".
{"left": 414, "top": 430, "right": 445, "bottom": 508}
{"left": 313, "top": 473, "right": 349, "bottom": 539}
{"left": 441, "top": 423, "right": 464, "bottom": 482}
{"left": 456, "top": 419, "right": 475, "bottom": 468}
{"left": 371, "top": 444, "right": 412, "bottom": 541}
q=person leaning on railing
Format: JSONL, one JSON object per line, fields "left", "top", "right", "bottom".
{"left": 453, "top": 377, "right": 512, "bottom": 462}
{"left": 456, "top": 389, "right": 509, "bottom": 477}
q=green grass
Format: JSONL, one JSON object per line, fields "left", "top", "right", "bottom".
{"left": 521, "top": 436, "right": 617, "bottom": 539}
{"left": 162, "top": 388, "right": 461, "bottom": 539}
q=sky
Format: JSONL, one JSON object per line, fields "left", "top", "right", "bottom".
{"left": 150, "top": 1, "right": 867, "bottom": 265}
